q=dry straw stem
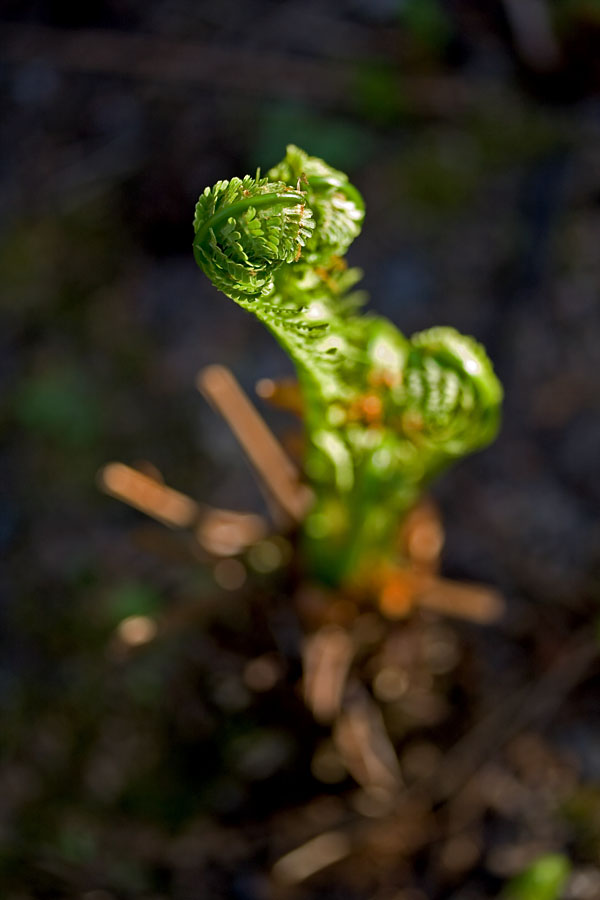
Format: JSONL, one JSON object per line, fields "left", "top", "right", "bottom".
{"left": 98, "top": 462, "right": 199, "bottom": 528}
{"left": 98, "top": 461, "right": 266, "bottom": 555}
{"left": 302, "top": 624, "right": 355, "bottom": 724}
{"left": 272, "top": 830, "right": 352, "bottom": 885}
{"left": 333, "top": 683, "right": 403, "bottom": 794}
{"left": 197, "top": 364, "right": 313, "bottom": 524}
{"left": 376, "top": 500, "right": 504, "bottom": 624}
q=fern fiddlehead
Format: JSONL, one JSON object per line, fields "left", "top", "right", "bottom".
{"left": 193, "top": 145, "right": 502, "bottom": 588}
{"left": 193, "top": 173, "right": 315, "bottom": 300}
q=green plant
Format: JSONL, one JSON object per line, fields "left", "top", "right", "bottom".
{"left": 193, "top": 145, "right": 502, "bottom": 590}
{"left": 501, "top": 853, "right": 571, "bottom": 900}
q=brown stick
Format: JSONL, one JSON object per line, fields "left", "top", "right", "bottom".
{"left": 98, "top": 461, "right": 267, "bottom": 554}
{"left": 255, "top": 377, "right": 304, "bottom": 417}
{"left": 302, "top": 625, "right": 355, "bottom": 724}
{"left": 98, "top": 462, "right": 199, "bottom": 528}
{"left": 333, "top": 682, "right": 403, "bottom": 792}
{"left": 416, "top": 578, "right": 504, "bottom": 624}
{"left": 197, "top": 365, "right": 313, "bottom": 524}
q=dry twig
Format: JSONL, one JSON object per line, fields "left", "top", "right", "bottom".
{"left": 198, "top": 365, "right": 312, "bottom": 524}
{"left": 302, "top": 625, "right": 355, "bottom": 724}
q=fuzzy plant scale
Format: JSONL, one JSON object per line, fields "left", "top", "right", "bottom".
{"left": 193, "top": 145, "right": 503, "bottom": 588}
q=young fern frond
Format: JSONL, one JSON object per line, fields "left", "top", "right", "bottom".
{"left": 193, "top": 174, "right": 315, "bottom": 300}
{"left": 267, "top": 144, "right": 365, "bottom": 263}
{"left": 193, "top": 145, "right": 503, "bottom": 588}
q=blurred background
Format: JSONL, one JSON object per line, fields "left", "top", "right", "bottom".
{"left": 2, "top": 1, "right": 600, "bottom": 898}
